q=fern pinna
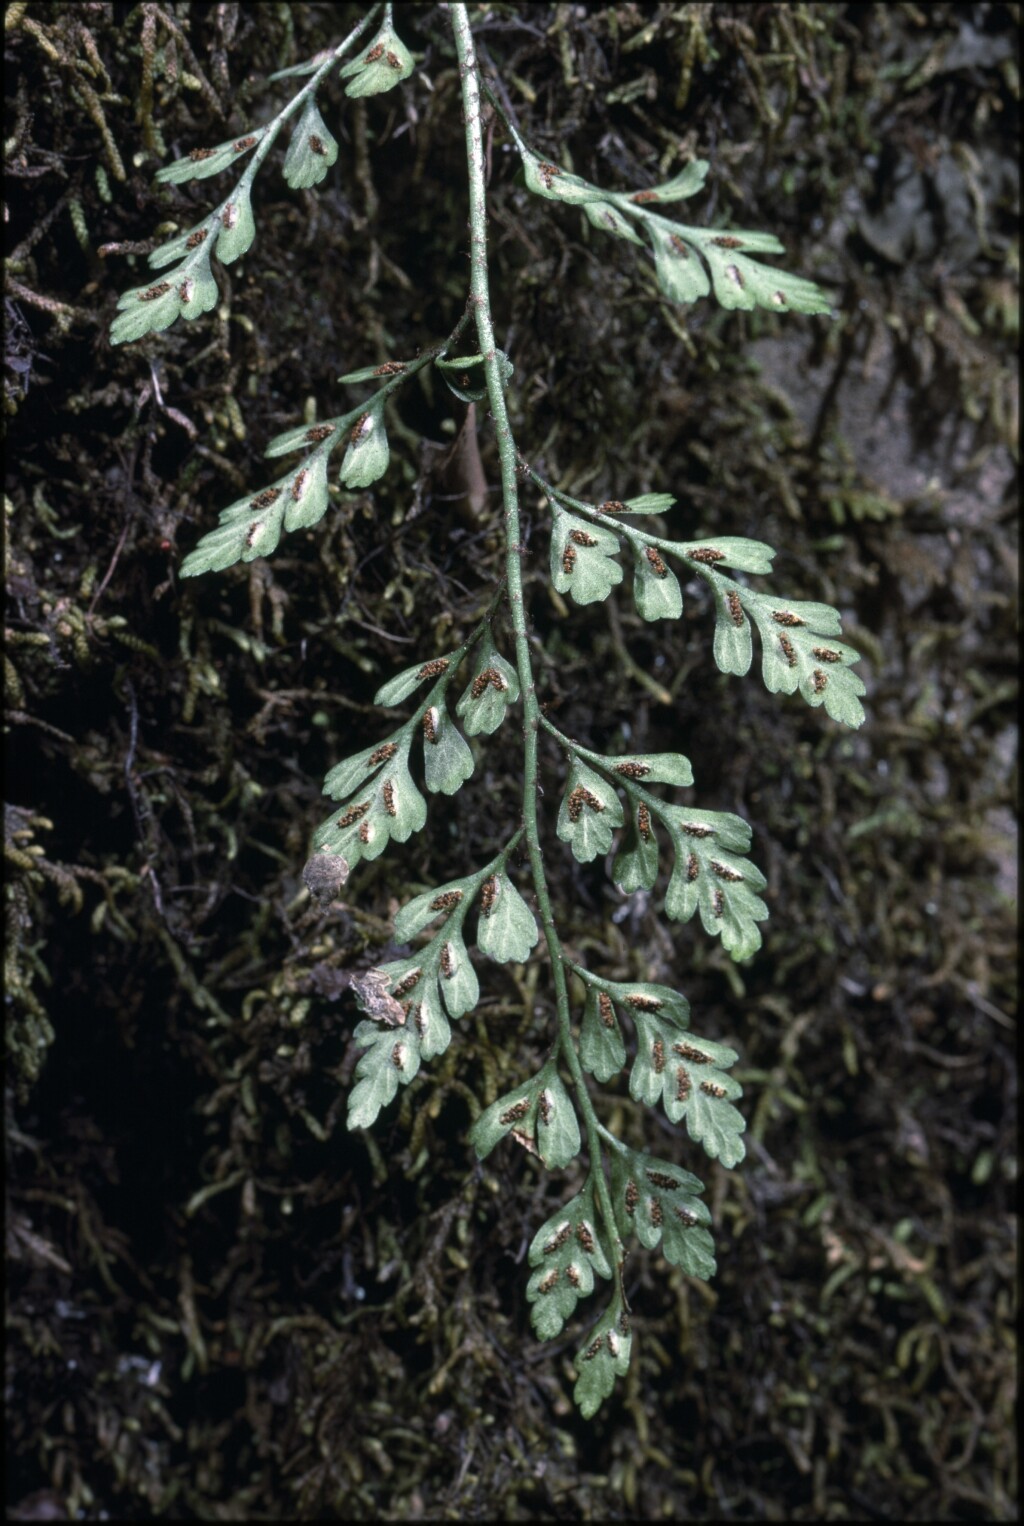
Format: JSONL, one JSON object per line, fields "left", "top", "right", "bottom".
{"left": 110, "top": 3, "right": 865, "bottom": 1417}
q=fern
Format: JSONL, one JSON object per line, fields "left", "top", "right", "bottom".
{"left": 109, "top": 2, "right": 866, "bottom": 1419}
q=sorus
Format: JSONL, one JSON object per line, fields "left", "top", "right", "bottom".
{"left": 674, "top": 1041, "right": 712, "bottom": 1065}
{"left": 391, "top": 969, "right": 421, "bottom": 999}
{"left": 365, "top": 43, "right": 385, "bottom": 62}
{"left": 680, "top": 822, "right": 714, "bottom": 838}
{"left": 812, "top": 668, "right": 828, "bottom": 693}
{"left": 569, "top": 529, "right": 598, "bottom": 546}
{"left": 598, "top": 992, "right": 615, "bottom": 1029}
{"left": 251, "top": 487, "right": 282, "bottom": 510}
{"left": 481, "top": 876, "right": 499, "bottom": 915}
{"left": 711, "top": 888, "right": 725, "bottom": 918}
{"left": 614, "top": 761, "right": 650, "bottom": 779}
{"left": 625, "top": 1179, "right": 639, "bottom": 1215}
{"left": 308, "top": 134, "right": 327, "bottom": 155}
{"left": 538, "top": 1268, "right": 560, "bottom": 1295}
{"left": 305, "top": 424, "right": 333, "bottom": 443}
{"left": 711, "top": 859, "right": 744, "bottom": 882}
{"left": 711, "top": 234, "right": 743, "bottom": 249}
{"left": 727, "top": 589, "right": 744, "bottom": 626}
{"left": 652, "top": 1038, "right": 666, "bottom": 1074}
{"left": 631, "top": 189, "right": 659, "bottom": 204}
{"left": 701, "top": 1079, "right": 727, "bottom": 1098}
{"left": 771, "top": 609, "right": 804, "bottom": 626}
{"left": 779, "top": 634, "right": 798, "bottom": 667}
{"left": 422, "top": 707, "right": 439, "bottom": 744}
{"left": 646, "top": 1169, "right": 682, "bottom": 1191}
{"left": 350, "top": 412, "right": 372, "bottom": 444}
{"left": 686, "top": 546, "right": 725, "bottom": 564}
{"left": 669, "top": 235, "right": 691, "bottom": 258}
{"left": 645, "top": 546, "right": 669, "bottom": 577}
{"left": 337, "top": 801, "right": 370, "bottom": 829}
{"left": 687, "top": 853, "right": 699, "bottom": 882}
{"left": 626, "top": 993, "right": 662, "bottom": 1012}
{"left": 638, "top": 803, "right": 652, "bottom": 842}
{"left": 186, "top": 228, "right": 208, "bottom": 249}
{"left": 430, "top": 890, "right": 463, "bottom": 912}
{"left": 139, "top": 282, "right": 171, "bottom": 302}
{"left": 233, "top": 136, "right": 257, "bottom": 152}
{"left": 812, "top": 646, "right": 842, "bottom": 663}
{"left": 189, "top": 147, "right": 215, "bottom": 161}
{"left": 382, "top": 779, "right": 397, "bottom": 817}
{"left": 544, "top": 1222, "right": 572, "bottom": 1255}
{"left": 291, "top": 469, "right": 310, "bottom": 502}
{"left": 499, "top": 1098, "right": 529, "bottom": 1125}
{"left": 373, "top": 361, "right": 406, "bottom": 376}
{"left": 562, "top": 543, "right": 577, "bottom": 575}
{"left": 576, "top": 1221, "right": 595, "bottom": 1253}
{"left": 417, "top": 658, "right": 449, "bottom": 679}
{"left": 676, "top": 1065, "right": 691, "bottom": 1102}
{"left": 367, "top": 742, "right": 398, "bottom": 766}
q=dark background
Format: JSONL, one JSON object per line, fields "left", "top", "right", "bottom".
{"left": 5, "top": 3, "right": 1017, "bottom": 1519}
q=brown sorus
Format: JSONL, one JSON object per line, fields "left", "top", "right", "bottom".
{"left": 812, "top": 646, "right": 842, "bottom": 663}
{"left": 391, "top": 969, "right": 421, "bottom": 999}
{"left": 233, "top": 136, "right": 257, "bottom": 152}
{"left": 650, "top": 1198, "right": 664, "bottom": 1227}
{"left": 576, "top": 1221, "right": 595, "bottom": 1253}
{"left": 416, "top": 658, "right": 449, "bottom": 679}
{"left": 178, "top": 280, "right": 194, "bottom": 304}
{"left": 711, "top": 234, "right": 743, "bottom": 248}
{"left": 189, "top": 147, "right": 215, "bottom": 161}
{"left": 631, "top": 189, "right": 659, "bottom": 203}
{"left": 291, "top": 469, "right": 310, "bottom": 501}
{"left": 544, "top": 1222, "right": 572, "bottom": 1255}
{"left": 422, "top": 708, "right": 438, "bottom": 744}
{"left": 562, "top": 543, "right": 577, "bottom": 575}
{"left": 674, "top": 1041, "right": 712, "bottom": 1064}
{"left": 638, "top": 803, "right": 652, "bottom": 842}
{"left": 626, "top": 993, "right": 662, "bottom": 1012}
{"left": 186, "top": 228, "right": 208, "bottom": 249}
{"left": 305, "top": 424, "right": 333, "bottom": 443}
{"left": 430, "top": 890, "right": 463, "bottom": 912}
{"left": 625, "top": 1179, "right": 639, "bottom": 1215}
{"left": 727, "top": 589, "right": 744, "bottom": 626}
{"left": 471, "top": 667, "right": 505, "bottom": 699}
{"left": 771, "top": 609, "right": 804, "bottom": 626}
{"left": 367, "top": 742, "right": 398, "bottom": 766}
{"left": 687, "top": 852, "right": 700, "bottom": 882}
{"left": 675, "top": 1205, "right": 698, "bottom": 1227}
{"left": 481, "top": 876, "right": 499, "bottom": 915}
{"left": 582, "top": 1336, "right": 604, "bottom": 1360}
{"left": 440, "top": 943, "right": 455, "bottom": 978}
{"left": 565, "top": 1263, "right": 581, "bottom": 1288}
{"left": 251, "top": 487, "right": 282, "bottom": 510}
{"left": 645, "top": 545, "right": 669, "bottom": 577}
{"left": 669, "top": 235, "right": 691, "bottom": 257}
{"left": 680, "top": 822, "right": 714, "bottom": 838}
{"left": 350, "top": 412, "right": 372, "bottom": 444}
{"left": 812, "top": 668, "right": 828, "bottom": 693}
{"left": 358, "top": 820, "right": 372, "bottom": 844}
{"left": 646, "top": 1169, "right": 681, "bottom": 1191}
{"left": 382, "top": 779, "right": 397, "bottom": 817}
{"left": 337, "top": 800, "right": 370, "bottom": 829}
{"left": 569, "top": 528, "right": 598, "bottom": 546}
{"left": 365, "top": 43, "right": 385, "bottom": 62}
{"left": 567, "top": 786, "right": 603, "bottom": 822}
{"left": 386, "top": 50, "right": 402, "bottom": 68}
{"left": 614, "top": 761, "right": 650, "bottom": 778}
{"left": 598, "top": 992, "right": 615, "bottom": 1029}
{"left": 139, "top": 282, "right": 171, "bottom": 302}
{"left": 701, "top": 1080, "right": 727, "bottom": 1098}
{"left": 373, "top": 361, "right": 406, "bottom": 375}
{"left": 711, "top": 860, "right": 744, "bottom": 882}
{"left": 499, "top": 1098, "right": 530, "bottom": 1125}
{"left": 676, "top": 1065, "right": 691, "bottom": 1102}
{"left": 652, "top": 1038, "right": 666, "bottom": 1074}
{"left": 538, "top": 1268, "right": 559, "bottom": 1295}
{"left": 779, "top": 634, "right": 798, "bottom": 667}
{"left": 391, "top": 1042, "right": 406, "bottom": 1069}
{"left": 222, "top": 203, "right": 239, "bottom": 229}
{"left": 711, "top": 888, "right": 725, "bottom": 918}
{"left": 538, "top": 1091, "right": 552, "bottom": 1125}
{"left": 598, "top": 500, "right": 626, "bottom": 513}
{"left": 686, "top": 546, "right": 725, "bottom": 564}
{"left": 308, "top": 134, "right": 326, "bottom": 155}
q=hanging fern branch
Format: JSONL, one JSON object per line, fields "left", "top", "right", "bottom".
{"left": 108, "top": 1, "right": 867, "bottom": 1420}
